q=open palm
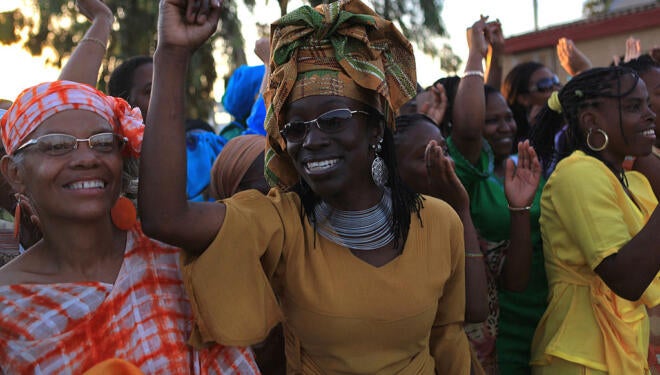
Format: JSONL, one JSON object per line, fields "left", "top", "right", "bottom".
{"left": 504, "top": 140, "right": 541, "bottom": 208}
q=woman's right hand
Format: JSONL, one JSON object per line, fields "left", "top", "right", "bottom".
{"left": 425, "top": 140, "right": 470, "bottom": 212}
{"left": 157, "top": 0, "right": 222, "bottom": 52}
{"left": 504, "top": 140, "right": 541, "bottom": 209}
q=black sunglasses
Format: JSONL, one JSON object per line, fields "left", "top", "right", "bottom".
{"left": 280, "top": 108, "right": 369, "bottom": 143}
{"left": 529, "top": 75, "right": 561, "bottom": 93}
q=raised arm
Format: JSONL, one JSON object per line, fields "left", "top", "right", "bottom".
{"left": 484, "top": 19, "right": 504, "bottom": 91}
{"left": 58, "top": 0, "right": 113, "bottom": 86}
{"left": 450, "top": 17, "right": 489, "bottom": 165}
{"left": 139, "top": 0, "right": 226, "bottom": 254}
{"left": 425, "top": 140, "right": 488, "bottom": 322}
{"left": 499, "top": 140, "right": 541, "bottom": 291}
{"left": 556, "top": 38, "right": 592, "bottom": 77}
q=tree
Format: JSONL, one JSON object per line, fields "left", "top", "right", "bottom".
{"left": 306, "top": 0, "right": 448, "bottom": 56}
{"left": 0, "top": 0, "right": 251, "bottom": 121}
{"left": 439, "top": 43, "right": 461, "bottom": 75}
{"left": 582, "top": 0, "right": 612, "bottom": 17}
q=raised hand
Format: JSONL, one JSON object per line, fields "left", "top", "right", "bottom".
{"left": 504, "top": 140, "right": 541, "bottom": 209}
{"left": 157, "top": 0, "right": 222, "bottom": 53}
{"left": 417, "top": 83, "right": 447, "bottom": 126}
{"left": 466, "top": 15, "right": 489, "bottom": 60}
{"left": 425, "top": 140, "right": 469, "bottom": 211}
{"left": 557, "top": 37, "right": 592, "bottom": 76}
{"left": 624, "top": 36, "right": 641, "bottom": 63}
{"left": 75, "top": 0, "right": 113, "bottom": 24}
{"left": 485, "top": 19, "right": 504, "bottom": 56}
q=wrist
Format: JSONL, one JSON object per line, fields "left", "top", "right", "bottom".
{"left": 508, "top": 204, "right": 532, "bottom": 213}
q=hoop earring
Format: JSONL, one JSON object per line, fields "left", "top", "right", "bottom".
{"left": 371, "top": 139, "right": 388, "bottom": 188}
{"left": 586, "top": 128, "right": 609, "bottom": 152}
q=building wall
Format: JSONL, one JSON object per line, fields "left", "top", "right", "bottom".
{"left": 503, "top": 26, "right": 660, "bottom": 83}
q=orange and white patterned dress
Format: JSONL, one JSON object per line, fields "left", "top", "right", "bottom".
{"left": 0, "top": 224, "right": 259, "bottom": 374}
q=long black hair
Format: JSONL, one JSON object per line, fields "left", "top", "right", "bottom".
{"left": 503, "top": 61, "right": 545, "bottom": 145}
{"left": 293, "top": 111, "right": 423, "bottom": 250}
{"left": 529, "top": 66, "right": 640, "bottom": 175}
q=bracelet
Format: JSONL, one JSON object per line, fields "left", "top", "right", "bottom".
{"left": 80, "top": 37, "right": 108, "bottom": 50}
{"left": 465, "top": 252, "right": 484, "bottom": 258}
{"left": 508, "top": 204, "right": 532, "bottom": 212}
{"left": 463, "top": 70, "right": 484, "bottom": 79}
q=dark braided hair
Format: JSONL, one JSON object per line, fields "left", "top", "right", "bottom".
{"left": 433, "top": 76, "right": 461, "bottom": 137}
{"left": 293, "top": 111, "right": 423, "bottom": 250}
{"left": 621, "top": 54, "right": 660, "bottom": 76}
{"left": 108, "top": 56, "right": 153, "bottom": 103}
{"left": 529, "top": 66, "right": 640, "bottom": 175}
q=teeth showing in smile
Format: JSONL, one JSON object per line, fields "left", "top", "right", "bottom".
{"left": 306, "top": 159, "right": 338, "bottom": 171}
{"left": 641, "top": 129, "right": 655, "bottom": 136}
{"left": 65, "top": 180, "right": 105, "bottom": 190}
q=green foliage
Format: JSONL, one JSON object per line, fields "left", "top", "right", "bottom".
{"left": 439, "top": 43, "right": 461, "bottom": 75}
{"left": 582, "top": 0, "right": 612, "bottom": 17}
{"left": 0, "top": 0, "right": 248, "bottom": 122}
{"left": 307, "top": 0, "right": 447, "bottom": 56}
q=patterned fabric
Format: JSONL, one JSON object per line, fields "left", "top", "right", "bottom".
{"left": 0, "top": 80, "right": 144, "bottom": 157}
{"left": 0, "top": 224, "right": 259, "bottom": 375}
{"left": 263, "top": 0, "right": 417, "bottom": 188}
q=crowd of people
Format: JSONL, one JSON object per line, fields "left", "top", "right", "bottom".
{"left": 0, "top": 0, "right": 659, "bottom": 374}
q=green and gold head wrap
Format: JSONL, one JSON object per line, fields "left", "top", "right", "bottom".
{"left": 263, "top": 0, "right": 417, "bottom": 188}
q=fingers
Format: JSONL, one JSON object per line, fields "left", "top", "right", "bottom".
{"left": 187, "top": 0, "right": 221, "bottom": 24}
{"left": 504, "top": 157, "right": 515, "bottom": 183}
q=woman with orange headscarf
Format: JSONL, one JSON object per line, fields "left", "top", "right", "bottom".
{"left": 0, "top": 81, "right": 258, "bottom": 374}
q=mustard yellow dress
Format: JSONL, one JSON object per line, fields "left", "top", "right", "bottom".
{"left": 531, "top": 151, "right": 660, "bottom": 374}
{"left": 182, "top": 189, "right": 471, "bottom": 374}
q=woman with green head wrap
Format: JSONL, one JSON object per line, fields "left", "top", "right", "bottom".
{"left": 139, "top": 0, "right": 471, "bottom": 373}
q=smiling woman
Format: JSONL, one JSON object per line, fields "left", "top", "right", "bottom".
{"left": 139, "top": 0, "right": 472, "bottom": 373}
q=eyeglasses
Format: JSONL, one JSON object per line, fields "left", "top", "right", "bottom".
{"left": 280, "top": 108, "right": 369, "bottom": 143}
{"left": 15, "top": 132, "right": 127, "bottom": 156}
{"left": 529, "top": 75, "right": 561, "bottom": 93}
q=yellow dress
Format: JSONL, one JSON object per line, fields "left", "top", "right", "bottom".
{"left": 530, "top": 151, "right": 660, "bottom": 374}
{"left": 182, "top": 189, "right": 471, "bottom": 374}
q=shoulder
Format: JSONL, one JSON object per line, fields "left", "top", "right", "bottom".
{"left": 548, "top": 151, "right": 614, "bottom": 186}
{"left": 419, "top": 195, "right": 462, "bottom": 230}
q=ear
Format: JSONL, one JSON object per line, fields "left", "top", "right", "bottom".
{"left": 1, "top": 155, "right": 27, "bottom": 194}
{"left": 579, "top": 107, "right": 599, "bottom": 131}
{"left": 369, "top": 120, "right": 385, "bottom": 144}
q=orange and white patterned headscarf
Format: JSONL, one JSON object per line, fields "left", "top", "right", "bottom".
{"left": 0, "top": 80, "right": 144, "bottom": 157}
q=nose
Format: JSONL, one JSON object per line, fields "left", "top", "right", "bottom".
{"left": 301, "top": 121, "right": 330, "bottom": 149}
{"left": 69, "top": 141, "right": 101, "bottom": 168}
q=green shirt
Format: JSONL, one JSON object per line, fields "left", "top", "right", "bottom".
{"left": 448, "top": 137, "right": 548, "bottom": 374}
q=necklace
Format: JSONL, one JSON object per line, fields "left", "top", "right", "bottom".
{"left": 313, "top": 188, "right": 394, "bottom": 251}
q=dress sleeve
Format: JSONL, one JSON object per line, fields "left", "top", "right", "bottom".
{"left": 182, "top": 190, "right": 293, "bottom": 348}
{"left": 429, "top": 208, "right": 471, "bottom": 374}
{"left": 549, "top": 157, "right": 634, "bottom": 270}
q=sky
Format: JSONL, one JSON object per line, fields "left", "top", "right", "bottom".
{"left": 0, "top": 0, "right": 585, "bottom": 102}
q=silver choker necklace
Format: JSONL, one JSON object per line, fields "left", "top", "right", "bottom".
{"left": 313, "top": 188, "right": 394, "bottom": 251}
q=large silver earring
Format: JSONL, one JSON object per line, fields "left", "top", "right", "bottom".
{"left": 586, "top": 128, "right": 609, "bottom": 152}
{"left": 371, "top": 139, "right": 388, "bottom": 188}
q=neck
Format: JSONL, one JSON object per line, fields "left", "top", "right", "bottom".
{"left": 323, "top": 180, "right": 383, "bottom": 211}
{"left": 35, "top": 216, "right": 126, "bottom": 281}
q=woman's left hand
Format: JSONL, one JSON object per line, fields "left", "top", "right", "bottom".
{"left": 76, "top": 0, "right": 113, "bottom": 24}
{"left": 417, "top": 83, "right": 447, "bottom": 126}
{"left": 426, "top": 140, "right": 470, "bottom": 211}
{"left": 504, "top": 140, "right": 541, "bottom": 209}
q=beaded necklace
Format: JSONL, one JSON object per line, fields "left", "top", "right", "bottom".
{"left": 314, "top": 188, "right": 394, "bottom": 251}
